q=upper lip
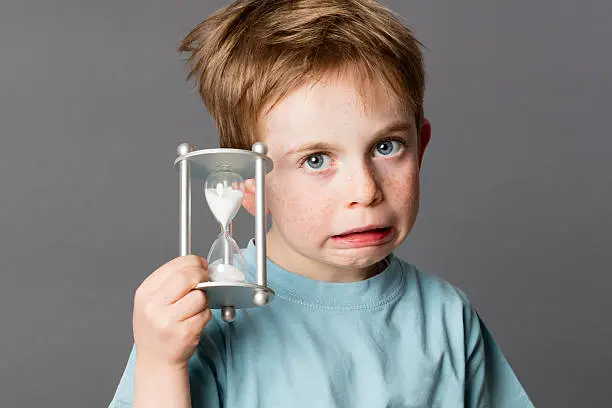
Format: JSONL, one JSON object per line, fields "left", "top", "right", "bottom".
{"left": 335, "top": 225, "right": 390, "bottom": 236}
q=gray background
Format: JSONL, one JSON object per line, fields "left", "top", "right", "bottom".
{"left": 0, "top": 0, "right": 610, "bottom": 406}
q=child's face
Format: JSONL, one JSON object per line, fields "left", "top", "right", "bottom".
{"left": 251, "top": 73, "right": 430, "bottom": 280}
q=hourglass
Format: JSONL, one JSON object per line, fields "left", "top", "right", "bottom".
{"left": 174, "top": 142, "right": 274, "bottom": 322}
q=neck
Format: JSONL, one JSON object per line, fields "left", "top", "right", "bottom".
{"left": 263, "top": 228, "right": 387, "bottom": 283}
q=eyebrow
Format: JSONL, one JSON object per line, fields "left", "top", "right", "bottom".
{"left": 283, "top": 121, "right": 413, "bottom": 158}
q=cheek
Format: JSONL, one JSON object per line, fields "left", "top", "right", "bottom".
{"left": 266, "top": 174, "right": 335, "bottom": 234}
{"left": 383, "top": 163, "right": 421, "bottom": 213}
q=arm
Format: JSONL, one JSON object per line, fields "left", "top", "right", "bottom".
{"left": 108, "top": 342, "right": 223, "bottom": 408}
{"left": 464, "top": 305, "right": 535, "bottom": 408}
{"left": 463, "top": 302, "right": 488, "bottom": 407}
{"left": 133, "top": 359, "right": 191, "bottom": 408}
{"left": 108, "top": 255, "right": 219, "bottom": 408}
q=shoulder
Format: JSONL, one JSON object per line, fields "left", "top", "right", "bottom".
{"left": 393, "top": 257, "right": 480, "bottom": 340}
{"left": 393, "top": 262, "right": 535, "bottom": 406}
{"left": 395, "top": 257, "right": 474, "bottom": 310}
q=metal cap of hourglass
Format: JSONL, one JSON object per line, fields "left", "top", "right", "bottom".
{"left": 174, "top": 142, "right": 275, "bottom": 322}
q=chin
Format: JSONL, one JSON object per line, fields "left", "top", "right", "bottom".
{"left": 331, "top": 244, "right": 396, "bottom": 268}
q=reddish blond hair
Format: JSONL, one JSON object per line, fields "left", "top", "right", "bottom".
{"left": 178, "top": 0, "right": 425, "bottom": 149}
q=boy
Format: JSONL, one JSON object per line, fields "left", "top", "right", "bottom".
{"left": 109, "top": 0, "right": 534, "bottom": 407}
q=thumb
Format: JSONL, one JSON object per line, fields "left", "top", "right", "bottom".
{"left": 241, "top": 178, "right": 270, "bottom": 215}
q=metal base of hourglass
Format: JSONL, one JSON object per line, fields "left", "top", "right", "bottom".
{"left": 175, "top": 143, "right": 275, "bottom": 322}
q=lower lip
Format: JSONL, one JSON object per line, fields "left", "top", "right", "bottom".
{"left": 331, "top": 228, "right": 393, "bottom": 248}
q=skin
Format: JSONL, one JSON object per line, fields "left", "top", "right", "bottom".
{"left": 133, "top": 255, "right": 210, "bottom": 408}
{"left": 243, "top": 72, "right": 431, "bottom": 282}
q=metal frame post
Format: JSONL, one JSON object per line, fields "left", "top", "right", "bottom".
{"left": 177, "top": 143, "right": 194, "bottom": 256}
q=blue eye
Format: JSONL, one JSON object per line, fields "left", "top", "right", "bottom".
{"left": 374, "top": 140, "right": 402, "bottom": 157}
{"left": 302, "top": 153, "right": 331, "bottom": 171}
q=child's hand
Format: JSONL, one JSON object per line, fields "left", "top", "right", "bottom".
{"left": 132, "top": 255, "right": 211, "bottom": 369}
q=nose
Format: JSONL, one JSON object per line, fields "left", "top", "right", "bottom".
{"left": 345, "top": 160, "right": 383, "bottom": 208}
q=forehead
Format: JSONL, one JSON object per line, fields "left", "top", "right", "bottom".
{"left": 259, "top": 73, "right": 413, "bottom": 153}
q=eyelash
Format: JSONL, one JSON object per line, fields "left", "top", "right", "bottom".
{"left": 297, "top": 137, "right": 408, "bottom": 170}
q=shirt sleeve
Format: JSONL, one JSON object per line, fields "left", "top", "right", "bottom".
{"left": 108, "top": 325, "right": 226, "bottom": 408}
{"left": 107, "top": 344, "right": 137, "bottom": 408}
{"left": 464, "top": 305, "right": 535, "bottom": 408}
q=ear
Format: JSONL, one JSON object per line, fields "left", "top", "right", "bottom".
{"left": 241, "top": 178, "right": 270, "bottom": 216}
{"left": 417, "top": 118, "right": 432, "bottom": 170}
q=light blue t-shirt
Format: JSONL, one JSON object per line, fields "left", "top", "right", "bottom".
{"left": 110, "top": 239, "right": 533, "bottom": 407}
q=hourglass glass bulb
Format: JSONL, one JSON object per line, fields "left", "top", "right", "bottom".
{"left": 204, "top": 170, "right": 248, "bottom": 283}
{"left": 204, "top": 171, "right": 245, "bottom": 229}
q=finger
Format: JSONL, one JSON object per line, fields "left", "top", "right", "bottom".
{"left": 154, "top": 265, "right": 208, "bottom": 305}
{"left": 231, "top": 181, "right": 245, "bottom": 192}
{"left": 170, "top": 289, "right": 209, "bottom": 321}
{"left": 244, "top": 178, "right": 255, "bottom": 192}
{"left": 140, "top": 255, "right": 207, "bottom": 295}
{"left": 141, "top": 255, "right": 205, "bottom": 295}
{"left": 181, "top": 307, "right": 212, "bottom": 329}
{"left": 242, "top": 178, "right": 270, "bottom": 214}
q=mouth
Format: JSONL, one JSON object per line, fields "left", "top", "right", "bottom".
{"left": 331, "top": 226, "right": 393, "bottom": 248}
{"left": 335, "top": 225, "right": 390, "bottom": 236}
